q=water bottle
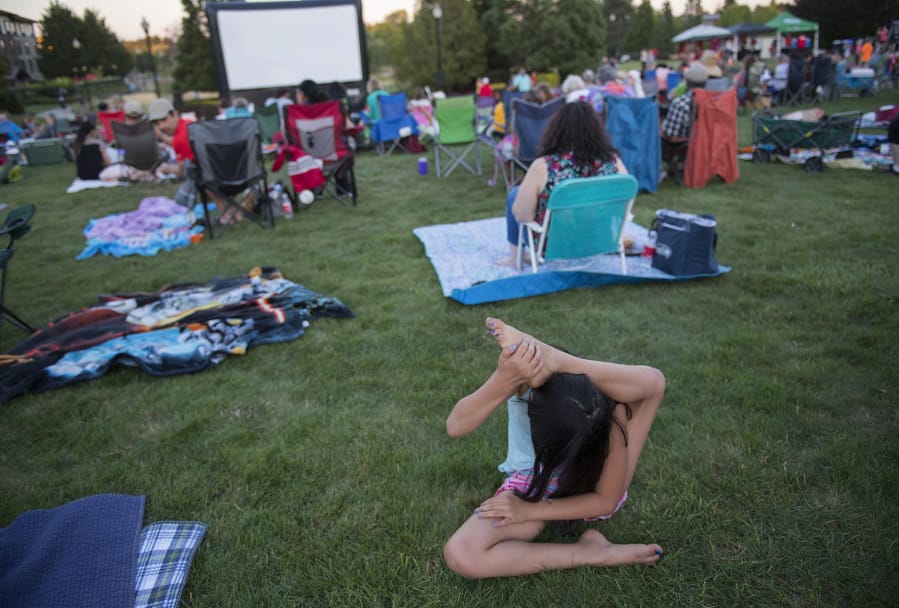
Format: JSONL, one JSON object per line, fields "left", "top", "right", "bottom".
{"left": 273, "top": 182, "right": 291, "bottom": 218}
{"left": 642, "top": 230, "right": 657, "bottom": 258}
{"left": 418, "top": 156, "right": 428, "bottom": 175}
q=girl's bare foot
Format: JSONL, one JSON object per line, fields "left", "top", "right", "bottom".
{"left": 577, "top": 529, "right": 662, "bottom": 567}
{"left": 485, "top": 316, "right": 529, "bottom": 350}
{"left": 486, "top": 317, "right": 559, "bottom": 386}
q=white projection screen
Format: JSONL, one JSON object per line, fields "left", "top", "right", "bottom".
{"left": 206, "top": 0, "right": 367, "bottom": 96}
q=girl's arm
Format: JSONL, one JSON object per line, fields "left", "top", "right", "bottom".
{"left": 510, "top": 158, "right": 548, "bottom": 223}
{"left": 446, "top": 340, "right": 544, "bottom": 438}
{"left": 478, "top": 405, "right": 630, "bottom": 524}
{"left": 550, "top": 352, "right": 665, "bottom": 410}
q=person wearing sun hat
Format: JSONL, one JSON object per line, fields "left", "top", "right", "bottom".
{"left": 123, "top": 100, "right": 145, "bottom": 125}
{"left": 700, "top": 49, "right": 723, "bottom": 78}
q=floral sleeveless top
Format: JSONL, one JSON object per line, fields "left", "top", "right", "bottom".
{"left": 536, "top": 152, "right": 620, "bottom": 223}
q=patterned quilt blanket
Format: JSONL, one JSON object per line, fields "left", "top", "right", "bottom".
{"left": 0, "top": 267, "right": 354, "bottom": 403}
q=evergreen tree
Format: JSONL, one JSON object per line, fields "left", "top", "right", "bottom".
{"left": 532, "top": 0, "right": 605, "bottom": 75}
{"left": 398, "top": 0, "right": 486, "bottom": 92}
{"left": 37, "top": 2, "right": 87, "bottom": 79}
{"left": 719, "top": 3, "right": 751, "bottom": 27}
{"left": 652, "top": 0, "right": 676, "bottom": 59}
{"left": 683, "top": 0, "right": 704, "bottom": 26}
{"left": 622, "top": 0, "right": 655, "bottom": 56}
{"left": 603, "top": 0, "right": 634, "bottom": 59}
{"left": 173, "top": 0, "right": 217, "bottom": 93}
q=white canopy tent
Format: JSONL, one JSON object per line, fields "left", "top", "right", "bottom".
{"left": 672, "top": 24, "right": 733, "bottom": 43}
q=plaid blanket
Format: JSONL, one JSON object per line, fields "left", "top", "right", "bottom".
{"left": 135, "top": 522, "right": 208, "bottom": 608}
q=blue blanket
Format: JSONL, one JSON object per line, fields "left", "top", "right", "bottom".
{"left": 0, "top": 494, "right": 145, "bottom": 608}
{"left": 413, "top": 217, "right": 730, "bottom": 305}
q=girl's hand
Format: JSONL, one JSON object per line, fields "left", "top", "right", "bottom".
{"left": 476, "top": 491, "right": 532, "bottom": 528}
{"left": 496, "top": 339, "right": 543, "bottom": 388}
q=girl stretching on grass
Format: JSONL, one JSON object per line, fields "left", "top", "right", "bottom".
{"left": 444, "top": 317, "right": 665, "bottom": 578}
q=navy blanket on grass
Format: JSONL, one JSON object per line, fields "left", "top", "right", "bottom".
{"left": 0, "top": 494, "right": 145, "bottom": 608}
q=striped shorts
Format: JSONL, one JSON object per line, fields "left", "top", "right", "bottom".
{"left": 495, "top": 468, "right": 628, "bottom": 521}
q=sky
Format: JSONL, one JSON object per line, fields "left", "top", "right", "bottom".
{"left": 5, "top": 0, "right": 777, "bottom": 41}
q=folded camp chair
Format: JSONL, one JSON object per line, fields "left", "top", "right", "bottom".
{"left": 433, "top": 96, "right": 481, "bottom": 178}
{"left": 517, "top": 174, "right": 637, "bottom": 274}
{"left": 370, "top": 92, "right": 419, "bottom": 156}
{"left": 97, "top": 110, "right": 125, "bottom": 143}
{"left": 683, "top": 88, "right": 739, "bottom": 188}
{"left": 604, "top": 96, "right": 662, "bottom": 193}
{"left": 255, "top": 103, "right": 282, "bottom": 144}
{"left": 111, "top": 119, "right": 161, "bottom": 172}
{"left": 508, "top": 96, "right": 564, "bottom": 191}
{"left": 0, "top": 204, "right": 36, "bottom": 346}
{"left": 285, "top": 101, "right": 357, "bottom": 207}
{"left": 188, "top": 117, "right": 274, "bottom": 238}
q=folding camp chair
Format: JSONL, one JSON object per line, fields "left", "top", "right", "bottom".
{"left": 0, "top": 204, "right": 36, "bottom": 346}
{"left": 517, "top": 174, "right": 637, "bottom": 273}
{"left": 370, "top": 93, "right": 419, "bottom": 156}
{"left": 255, "top": 103, "right": 282, "bottom": 144}
{"left": 110, "top": 119, "right": 162, "bottom": 172}
{"left": 188, "top": 117, "right": 274, "bottom": 238}
{"left": 433, "top": 96, "right": 481, "bottom": 178}
{"left": 604, "top": 96, "right": 662, "bottom": 193}
{"left": 97, "top": 110, "right": 125, "bottom": 143}
{"left": 285, "top": 101, "right": 357, "bottom": 207}
{"left": 683, "top": 88, "right": 739, "bottom": 188}
{"left": 508, "top": 97, "right": 564, "bottom": 190}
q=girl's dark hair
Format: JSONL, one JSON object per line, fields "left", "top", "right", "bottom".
{"left": 299, "top": 79, "right": 328, "bottom": 104}
{"left": 539, "top": 101, "right": 618, "bottom": 165}
{"left": 520, "top": 373, "right": 631, "bottom": 501}
{"left": 73, "top": 120, "right": 96, "bottom": 156}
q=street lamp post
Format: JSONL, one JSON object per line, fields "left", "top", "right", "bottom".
{"left": 71, "top": 37, "right": 91, "bottom": 109}
{"left": 141, "top": 17, "right": 161, "bottom": 98}
{"left": 432, "top": 4, "right": 444, "bottom": 88}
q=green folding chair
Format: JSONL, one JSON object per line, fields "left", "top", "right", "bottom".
{"left": 517, "top": 174, "right": 638, "bottom": 273}
{"left": 255, "top": 103, "right": 282, "bottom": 144}
{"left": 433, "top": 96, "right": 481, "bottom": 178}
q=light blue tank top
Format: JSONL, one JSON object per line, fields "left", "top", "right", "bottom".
{"left": 498, "top": 390, "right": 535, "bottom": 474}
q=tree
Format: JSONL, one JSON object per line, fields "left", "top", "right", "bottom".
{"left": 0, "top": 56, "right": 25, "bottom": 114}
{"left": 366, "top": 11, "right": 409, "bottom": 74}
{"left": 719, "top": 3, "right": 752, "bottom": 27}
{"left": 532, "top": 0, "right": 606, "bottom": 75}
{"left": 683, "top": 0, "right": 704, "bottom": 26}
{"left": 37, "top": 2, "right": 132, "bottom": 79}
{"left": 792, "top": 0, "right": 898, "bottom": 48}
{"left": 622, "top": 0, "right": 655, "bottom": 56}
{"left": 603, "top": 0, "right": 635, "bottom": 58}
{"left": 172, "top": 0, "right": 217, "bottom": 93}
{"left": 396, "top": 0, "right": 486, "bottom": 92}
{"left": 652, "top": 1, "right": 676, "bottom": 59}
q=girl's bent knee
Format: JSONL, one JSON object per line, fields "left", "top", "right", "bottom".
{"left": 443, "top": 540, "right": 482, "bottom": 579}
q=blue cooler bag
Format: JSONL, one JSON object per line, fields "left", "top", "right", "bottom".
{"left": 651, "top": 209, "right": 718, "bottom": 276}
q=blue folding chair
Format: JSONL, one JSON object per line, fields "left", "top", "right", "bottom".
{"left": 605, "top": 96, "right": 662, "bottom": 193}
{"left": 517, "top": 174, "right": 637, "bottom": 273}
{"left": 370, "top": 92, "right": 419, "bottom": 156}
{"left": 508, "top": 97, "right": 564, "bottom": 190}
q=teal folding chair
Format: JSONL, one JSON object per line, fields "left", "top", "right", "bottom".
{"left": 433, "top": 96, "right": 481, "bottom": 178}
{"left": 517, "top": 174, "right": 638, "bottom": 273}
{"left": 255, "top": 103, "right": 282, "bottom": 144}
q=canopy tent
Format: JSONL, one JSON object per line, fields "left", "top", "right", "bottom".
{"left": 765, "top": 11, "right": 819, "bottom": 55}
{"left": 727, "top": 22, "right": 777, "bottom": 57}
{"left": 672, "top": 23, "right": 732, "bottom": 43}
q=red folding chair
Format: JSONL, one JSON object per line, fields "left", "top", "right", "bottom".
{"left": 97, "top": 110, "right": 125, "bottom": 143}
{"left": 284, "top": 101, "right": 357, "bottom": 207}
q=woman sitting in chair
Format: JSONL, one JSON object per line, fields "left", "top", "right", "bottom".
{"left": 497, "top": 101, "right": 628, "bottom": 267}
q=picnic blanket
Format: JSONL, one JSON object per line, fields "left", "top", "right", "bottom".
{"left": 66, "top": 178, "right": 126, "bottom": 193}
{"left": 414, "top": 217, "right": 730, "bottom": 305}
{"left": 77, "top": 196, "right": 202, "bottom": 259}
{"left": 0, "top": 494, "right": 206, "bottom": 608}
{"left": 0, "top": 267, "right": 354, "bottom": 403}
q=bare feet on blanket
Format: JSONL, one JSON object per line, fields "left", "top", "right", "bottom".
{"left": 485, "top": 316, "right": 558, "bottom": 386}
{"left": 576, "top": 529, "right": 663, "bottom": 567}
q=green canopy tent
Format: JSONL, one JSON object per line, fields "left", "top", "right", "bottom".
{"left": 765, "top": 11, "right": 819, "bottom": 55}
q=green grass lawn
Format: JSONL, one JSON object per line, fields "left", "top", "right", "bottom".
{"left": 1, "top": 89, "right": 898, "bottom": 607}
